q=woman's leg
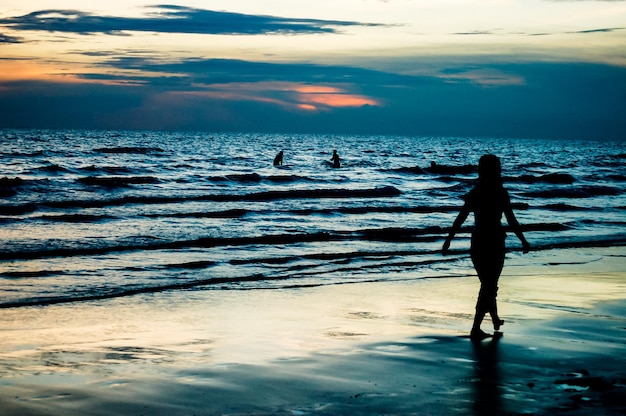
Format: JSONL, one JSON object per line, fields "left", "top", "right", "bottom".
{"left": 471, "top": 246, "right": 505, "bottom": 336}
{"left": 471, "top": 279, "right": 497, "bottom": 337}
{"left": 478, "top": 281, "right": 501, "bottom": 330}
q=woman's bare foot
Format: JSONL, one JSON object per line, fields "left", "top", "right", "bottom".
{"left": 470, "top": 328, "right": 492, "bottom": 341}
{"left": 494, "top": 319, "right": 504, "bottom": 331}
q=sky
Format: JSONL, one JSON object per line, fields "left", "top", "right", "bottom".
{"left": 0, "top": 0, "right": 625, "bottom": 139}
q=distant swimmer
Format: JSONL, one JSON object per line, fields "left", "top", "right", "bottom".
{"left": 273, "top": 151, "right": 284, "bottom": 166}
{"left": 331, "top": 149, "right": 341, "bottom": 168}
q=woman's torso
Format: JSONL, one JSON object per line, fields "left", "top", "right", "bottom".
{"left": 466, "top": 186, "right": 509, "bottom": 244}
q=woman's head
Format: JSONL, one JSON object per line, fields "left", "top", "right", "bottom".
{"left": 478, "top": 154, "right": 502, "bottom": 186}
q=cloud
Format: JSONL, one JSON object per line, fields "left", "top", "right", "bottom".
{"left": 0, "top": 32, "right": 23, "bottom": 43}
{"left": 570, "top": 27, "right": 625, "bottom": 34}
{"left": 71, "top": 57, "right": 393, "bottom": 110}
{"left": 437, "top": 67, "right": 525, "bottom": 87}
{"left": 0, "top": 5, "right": 384, "bottom": 36}
{"left": 172, "top": 82, "right": 380, "bottom": 112}
{"left": 73, "top": 55, "right": 415, "bottom": 92}
{"left": 453, "top": 30, "right": 501, "bottom": 36}
{"left": 454, "top": 27, "right": 625, "bottom": 36}
{"left": 1, "top": 60, "right": 624, "bottom": 140}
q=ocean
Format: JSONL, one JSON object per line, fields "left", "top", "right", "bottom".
{"left": 1, "top": 130, "right": 625, "bottom": 309}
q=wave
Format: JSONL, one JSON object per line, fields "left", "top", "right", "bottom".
{"left": 229, "top": 248, "right": 434, "bottom": 266}
{"left": 424, "top": 163, "right": 477, "bottom": 175}
{"left": 539, "top": 203, "right": 592, "bottom": 212}
{"left": 79, "top": 165, "right": 137, "bottom": 175}
{"left": 509, "top": 173, "right": 576, "bottom": 184}
{"left": 2, "top": 186, "right": 401, "bottom": 213}
{"left": 287, "top": 205, "right": 463, "bottom": 216}
{"left": 207, "top": 173, "right": 315, "bottom": 184}
{"left": 0, "top": 201, "right": 532, "bottom": 224}
{"left": 156, "top": 206, "right": 463, "bottom": 220}
{"left": 153, "top": 209, "right": 250, "bottom": 219}
{"left": 0, "top": 265, "right": 453, "bottom": 309}
{"left": 0, "top": 273, "right": 283, "bottom": 309}
{"left": 302, "top": 202, "right": 527, "bottom": 215}
{"left": 1, "top": 256, "right": 445, "bottom": 308}
{"left": 536, "top": 236, "right": 626, "bottom": 251}
{"left": 163, "top": 260, "right": 219, "bottom": 270}
{"left": 0, "top": 246, "right": 448, "bottom": 283}
{"left": 522, "top": 185, "right": 622, "bottom": 199}
{"left": 519, "top": 162, "right": 549, "bottom": 169}
{"left": 31, "top": 163, "right": 71, "bottom": 174}
{"left": 391, "top": 166, "right": 426, "bottom": 174}
{"left": 224, "top": 173, "right": 262, "bottom": 182}
{"left": 94, "top": 146, "right": 164, "bottom": 154}
{"left": 391, "top": 163, "right": 477, "bottom": 176}
{"left": 0, "top": 188, "right": 16, "bottom": 197}
{"left": 0, "top": 221, "right": 574, "bottom": 261}
{"left": 0, "top": 203, "right": 37, "bottom": 216}
{"left": 266, "top": 174, "right": 315, "bottom": 183}
{"left": 77, "top": 176, "right": 160, "bottom": 187}
{"left": 0, "top": 177, "right": 53, "bottom": 197}
{"left": 1, "top": 270, "right": 65, "bottom": 279}
{"left": 2, "top": 232, "right": 625, "bottom": 309}
{"left": 607, "top": 174, "right": 626, "bottom": 182}
{"left": 0, "top": 232, "right": 343, "bottom": 261}
{"left": 0, "top": 177, "right": 24, "bottom": 187}
{"left": 36, "top": 214, "right": 114, "bottom": 223}
{"left": 4, "top": 150, "right": 44, "bottom": 157}
{"left": 397, "top": 170, "right": 579, "bottom": 185}
{"left": 590, "top": 154, "right": 626, "bottom": 168}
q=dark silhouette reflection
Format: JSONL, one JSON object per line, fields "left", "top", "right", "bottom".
{"left": 273, "top": 151, "right": 284, "bottom": 166}
{"left": 442, "top": 154, "right": 530, "bottom": 340}
{"left": 331, "top": 149, "right": 340, "bottom": 168}
{"left": 471, "top": 334, "right": 503, "bottom": 415}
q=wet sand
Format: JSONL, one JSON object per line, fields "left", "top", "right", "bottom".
{"left": 1, "top": 251, "right": 625, "bottom": 415}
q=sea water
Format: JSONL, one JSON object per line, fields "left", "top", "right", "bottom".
{"left": 0, "top": 130, "right": 625, "bottom": 308}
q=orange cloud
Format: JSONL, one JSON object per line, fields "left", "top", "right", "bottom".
{"left": 297, "top": 103, "right": 317, "bottom": 111}
{"left": 0, "top": 61, "right": 146, "bottom": 86}
{"left": 296, "top": 91, "right": 379, "bottom": 108}
{"left": 0, "top": 61, "right": 69, "bottom": 82}
{"left": 171, "top": 88, "right": 289, "bottom": 108}
{"left": 291, "top": 84, "right": 379, "bottom": 110}
{"left": 293, "top": 85, "right": 343, "bottom": 94}
{"left": 184, "top": 81, "right": 380, "bottom": 111}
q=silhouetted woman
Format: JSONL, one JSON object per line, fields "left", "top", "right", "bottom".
{"left": 442, "top": 154, "right": 530, "bottom": 340}
{"left": 331, "top": 149, "right": 340, "bottom": 168}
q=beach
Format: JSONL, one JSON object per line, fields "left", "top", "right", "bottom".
{"left": 1, "top": 249, "right": 624, "bottom": 415}
{"left": 2, "top": 0, "right": 626, "bottom": 411}
{"left": 1, "top": 131, "right": 625, "bottom": 414}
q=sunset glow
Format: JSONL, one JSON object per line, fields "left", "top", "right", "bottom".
{"left": 297, "top": 92, "right": 379, "bottom": 110}
{"left": 0, "top": 0, "right": 624, "bottom": 138}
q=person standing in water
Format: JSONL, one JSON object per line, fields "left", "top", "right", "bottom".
{"left": 331, "top": 149, "right": 340, "bottom": 168}
{"left": 442, "top": 154, "right": 530, "bottom": 341}
{"left": 273, "top": 151, "right": 284, "bottom": 166}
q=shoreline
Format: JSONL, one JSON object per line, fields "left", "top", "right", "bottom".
{"left": 1, "top": 253, "right": 625, "bottom": 415}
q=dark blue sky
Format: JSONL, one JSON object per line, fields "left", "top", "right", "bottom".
{"left": 1, "top": 2, "right": 625, "bottom": 140}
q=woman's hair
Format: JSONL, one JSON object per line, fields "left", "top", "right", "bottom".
{"left": 478, "top": 154, "right": 502, "bottom": 187}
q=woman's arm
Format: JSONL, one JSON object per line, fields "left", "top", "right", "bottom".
{"left": 442, "top": 204, "right": 470, "bottom": 255}
{"left": 504, "top": 206, "right": 530, "bottom": 253}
